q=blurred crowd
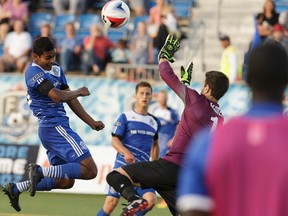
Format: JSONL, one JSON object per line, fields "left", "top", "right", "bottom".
{"left": 0, "top": 0, "right": 187, "bottom": 74}
{"left": 1, "top": 0, "right": 287, "bottom": 84}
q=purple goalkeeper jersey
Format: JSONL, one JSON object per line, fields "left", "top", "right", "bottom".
{"left": 159, "top": 61, "right": 224, "bottom": 166}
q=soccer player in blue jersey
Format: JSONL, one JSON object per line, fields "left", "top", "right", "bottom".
{"left": 97, "top": 81, "right": 161, "bottom": 216}
{"left": 2, "top": 37, "right": 105, "bottom": 212}
{"left": 152, "top": 89, "right": 179, "bottom": 158}
{"left": 105, "top": 35, "right": 229, "bottom": 216}
{"left": 152, "top": 89, "right": 179, "bottom": 209}
{"left": 177, "top": 44, "right": 288, "bottom": 216}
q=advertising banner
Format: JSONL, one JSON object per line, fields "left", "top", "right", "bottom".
{"left": 0, "top": 74, "right": 287, "bottom": 147}
{"left": 0, "top": 144, "right": 39, "bottom": 186}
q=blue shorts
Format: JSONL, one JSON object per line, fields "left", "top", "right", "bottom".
{"left": 38, "top": 125, "right": 91, "bottom": 165}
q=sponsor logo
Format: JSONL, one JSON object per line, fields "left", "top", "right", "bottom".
{"left": 31, "top": 72, "right": 44, "bottom": 82}
{"left": 0, "top": 144, "right": 39, "bottom": 185}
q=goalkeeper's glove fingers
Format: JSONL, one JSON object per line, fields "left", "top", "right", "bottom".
{"left": 181, "top": 61, "right": 193, "bottom": 85}
{"left": 158, "top": 34, "right": 180, "bottom": 63}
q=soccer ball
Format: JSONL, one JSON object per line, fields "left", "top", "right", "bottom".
{"left": 101, "top": 0, "right": 130, "bottom": 29}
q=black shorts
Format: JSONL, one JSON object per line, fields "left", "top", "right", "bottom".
{"left": 122, "top": 158, "right": 180, "bottom": 215}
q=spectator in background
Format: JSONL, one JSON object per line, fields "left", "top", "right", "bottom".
{"left": 52, "top": 0, "right": 86, "bottom": 15}
{"left": 148, "top": 0, "right": 179, "bottom": 63}
{"left": 111, "top": 39, "right": 130, "bottom": 63}
{"left": 81, "top": 23, "right": 114, "bottom": 75}
{"left": 0, "top": 0, "right": 8, "bottom": 43}
{"left": 56, "top": 22, "right": 82, "bottom": 73}
{"left": 264, "top": 23, "right": 288, "bottom": 53}
{"left": 176, "top": 43, "right": 288, "bottom": 216}
{"left": 256, "top": 0, "right": 279, "bottom": 42}
{"left": 0, "top": 0, "right": 29, "bottom": 44}
{"left": 219, "top": 34, "right": 242, "bottom": 83}
{"left": 0, "top": 19, "right": 32, "bottom": 73}
{"left": 36, "top": 22, "right": 56, "bottom": 46}
{"left": 127, "top": 0, "right": 148, "bottom": 16}
{"left": 130, "top": 21, "right": 154, "bottom": 65}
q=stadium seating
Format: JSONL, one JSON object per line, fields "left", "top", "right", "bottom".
{"left": 274, "top": 0, "right": 288, "bottom": 12}
{"left": 0, "top": 44, "right": 3, "bottom": 56}
{"left": 53, "top": 14, "right": 77, "bottom": 44}
{"left": 106, "top": 27, "right": 129, "bottom": 44}
{"left": 78, "top": 14, "right": 101, "bottom": 40}
{"left": 28, "top": 12, "right": 53, "bottom": 39}
{"left": 172, "top": 0, "right": 193, "bottom": 18}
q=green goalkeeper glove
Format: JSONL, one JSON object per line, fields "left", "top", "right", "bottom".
{"left": 181, "top": 61, "right": 193, "bottom": 85}
{"left": 158, "top": 34, "right": 180, "bottom": 63}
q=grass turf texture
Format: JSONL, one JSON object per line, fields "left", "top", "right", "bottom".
{"left": 0, "top": 192, "right": 171, "bottom": 216}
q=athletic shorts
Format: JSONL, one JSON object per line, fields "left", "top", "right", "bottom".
{"left": 107, "top": 184, "right": 155, "bottom": 199}
{"left": 38, "top": 125, "right": 91, "bottom": 165}
{"left": 122, "top": 158, "right": 179, "bottom": 190}
{"left": 121, "top": 158, "right": 180, "bottom": 215}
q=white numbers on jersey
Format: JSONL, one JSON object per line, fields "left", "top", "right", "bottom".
{"left": 210, "top": 117, "right": 219, "bottom": 132}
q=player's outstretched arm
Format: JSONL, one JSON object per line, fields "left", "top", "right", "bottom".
{"left": 48, "top": 86, "right": 90, "bottom": 103}
{"left": 67, "top": 98, "right": 105, "bottom": 131}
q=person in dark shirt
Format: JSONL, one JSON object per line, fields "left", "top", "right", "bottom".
{"left": 105, "top": 35, "right": 229, "bottom": 216}
{"left": 256, "top": 0, "right": 279, "bottom": 41}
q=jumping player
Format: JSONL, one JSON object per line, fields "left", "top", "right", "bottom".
{"left": 97, "top": 81, "right": 160, "bottom": 216}
{"left": 105, "top": 35, "right": 229, "bottom": 216}
{"left": 177, "top": 44, "right": 288, "bottom": 216}
{"left": 2, "top": 37, "right": 105, "bottom": 212}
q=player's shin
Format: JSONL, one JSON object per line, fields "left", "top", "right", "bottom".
{"left": 106, "top": 170, "right": 138, "bottom": 202}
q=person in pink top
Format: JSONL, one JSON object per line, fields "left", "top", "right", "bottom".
{"left": 81, "top": 23, "right": 114, "bottom": 75}
{"left": 177, "top": 43, "right": 288, "bottom": 216}
{"left": 0, "top": 0, "right": 29, "bottom": 43}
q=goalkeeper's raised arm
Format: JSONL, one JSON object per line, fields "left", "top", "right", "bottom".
{"left": 158, "top": 35, "right": 193, "bottom": 103}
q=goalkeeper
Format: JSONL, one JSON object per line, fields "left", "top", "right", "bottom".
{"left": 105, "top": 35, "right": 230, "bottom": 216}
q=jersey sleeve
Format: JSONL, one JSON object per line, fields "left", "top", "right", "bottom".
{"left": 176, "top": 127, "right": 214, "bottom": 213}
{"left": 60, "top": 67, "right": 68, "bottom": 88}
{"left": 154, "top": 117, "right": 161, "bottom": 140}
{"left": 159, "top": 61, "right": 186, "bottom": 102}
{"left": 25, "top": 66, "right": 49, "bottom": 90}
{"left": 111, "top": 113, "right": 127, "bottom": 138}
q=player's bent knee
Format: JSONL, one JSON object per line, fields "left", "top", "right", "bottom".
{"left": 81, "top": 157, "right": 98, "bottom": 179}
{"left": 143, "top": 193, "right": 156, "bottom": 210}
{"left": 56, "top": 179, "right": 75, "bottom": 189}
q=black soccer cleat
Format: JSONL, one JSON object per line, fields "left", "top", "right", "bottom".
{"left": 28, "top": 163, "right": 42, "bottom": 197}
{"left": 121, "top": 197, "right": 148, "bottom": 216}
{"left": 2, "top": 183, "right": 21, "bottom": 212}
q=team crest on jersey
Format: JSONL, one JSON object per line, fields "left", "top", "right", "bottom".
{"left": 46, "top": 66, "right": 61, "bottom": 77}
{"left": 149, "top": 118, "right": 155, "bottom": 126}
{"left": 0, "top": 90, "right": 38, "bottom": 142}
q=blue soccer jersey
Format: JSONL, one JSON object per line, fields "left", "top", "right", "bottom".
{"left": 25, "top": 63, "right": 69, "bottom": 127}
{"left": 152, "top": 106, "right": 179, "bottom": 157}
{"left": 111, "top": 110, "right": 161, "bottom": 167}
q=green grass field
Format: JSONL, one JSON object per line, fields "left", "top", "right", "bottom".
{"left": 0, "top": 192, "right": 171, "bottom": 216}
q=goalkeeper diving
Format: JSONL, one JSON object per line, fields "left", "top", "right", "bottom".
{"left": 105, "top": 34, "right": 229, "bottom": 216}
